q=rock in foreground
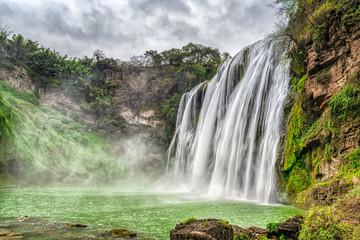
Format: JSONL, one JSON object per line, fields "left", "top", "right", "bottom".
{"left": 0, "top": 228, "right": 24, "bottom": 239}
{"left": 170, "top": 219, "right": 233, "bottom": 240}
{"left": 171, "top": 216, "right": 304, "bottom": 240}
{"left": 106, "top": 228, "right": 137, "bottom": 237}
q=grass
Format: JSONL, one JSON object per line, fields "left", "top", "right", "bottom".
{"left": 0, "top": 81, "right": 130, "bottom": 186}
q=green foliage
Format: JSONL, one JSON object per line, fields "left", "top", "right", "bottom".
{"left": 217, "top": 220, "right": 231, "bottom": 229}
{"left": 299, "top": 206, "right": 352, "bottom": 240}
{"left": 159, "top": 93, "right": 182, "bottom": 140}
{"left": 0, "top": 93, "right": 14, "bottom": 141}
{"left": 0, "top": 81, "right": 38, "bottom": 105}
{"left": 329, "top": 84, "right": 360, "bottom": 121}
{"left": 0, "top": 82, "right": 129, "bottom": 184}
{"left": 0, "top": 28, "right": 222, "bottom": 134}
{"left": 290, "top": 49, "right": 306, "bottom": 79}
{"left": 286, "top": 167, "right": 311, "bottom": 193}
{"left": 284, "top": 75, "right": 306, "bottom": 170}
{"left": 266, "top": 222, "right": 279, "bottom": 234}
{"left": 234, "top": 235, "right": 254, "bottom": 240}
{"left": 333, "top": 0, "right": 360, "bottom": 27}
{"left": 183, "top": 217, "right": 198, "bottom": 224}
{"left": 310, "top": 2, "right": 334, "bottom": 25}
{"left": 344, "top": 148, "right": 360, "bottom": 173}
{"left": 274, "top": 0, "right": 359, "bottom": 48}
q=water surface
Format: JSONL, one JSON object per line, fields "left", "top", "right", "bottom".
{"left": 0, "top": 187, "right": 303, "bottom": 239}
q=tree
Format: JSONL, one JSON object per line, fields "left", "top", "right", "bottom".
{"left": 144, "top": 50, "right": 163, "bottom": 67}
{"left": 93, "top": 49, "right": 106, "bottom": 62}
{"left": 0, "top": 26, "right": 11, "bottom": 54}
{"left": 161, "top": 48, "right": 184, "bottom": 67}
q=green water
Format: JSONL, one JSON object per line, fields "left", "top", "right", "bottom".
{"left": 0, "top": 187, "right": 303, "bottom": 239}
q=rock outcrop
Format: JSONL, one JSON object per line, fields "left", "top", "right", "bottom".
{"left": 171, "top": 216, "right": 304, "bottom": 240}
{"left": 0, "top": 228, "right": 24, "bottom": 239}
{"left": 305, "top": 24, "right": 360, "bottom": 103}
{"left": 281, "top": 3, "right": 360, "bottom": 206}
{"left": 0, "top": 65, "right": 175, "bottom": 178}
{"left": 170, "top": 219, "right": 233, "bottom": 240}
{"left": 39, "top": 88, "right": 96, "bottom": 126}
{"left": 0, "top": 67, "right": 34, "bottom": 93}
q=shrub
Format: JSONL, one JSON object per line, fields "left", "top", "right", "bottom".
{"left": 344, "top": 148, "right": 360, "bottom": 171}
{"left": 299, "top": 206, "right": 352, "bottom": 240}
{"left": 329, "top": 84, "right": 360, "bottom": 121}
{"left": 266, "top": 222, "right": 278, "bottom": 234}
{"left": 217, "top": 220, "right": 231, "bottom": 229}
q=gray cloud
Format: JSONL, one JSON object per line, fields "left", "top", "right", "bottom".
{"left": 0, "top": 0, "right": 277, "bottom": 60}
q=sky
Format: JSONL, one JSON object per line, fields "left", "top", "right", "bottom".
{"left": 0, "top": 0, "right": 278, "bottom": 60}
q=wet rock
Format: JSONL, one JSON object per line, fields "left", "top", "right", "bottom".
{"left": 66, "top": 223, "right": 88, "bottom": 228}
{"left": 15, "top": 216, "right": 29, "bottom": 222}
{"left": 0, "top": 229, "right": 12, "bottom": 236}
{"left": 0, "top": 228, "right": 24, "bottom": 239}
{"left": 170, "top": 219, "right": 233, "bottom": 240}
{"left": 106, "top": 229, "right": 137, "bottom": 237}
{"left": 267, "top": 215, "right": 304, "bottom": 240}
{"left": 233, "top": 225, "right": 267, "bottom": 239}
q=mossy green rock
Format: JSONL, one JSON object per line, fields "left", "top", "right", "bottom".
{"left": 106, "top": 228, "right": 137, "bottom": 237}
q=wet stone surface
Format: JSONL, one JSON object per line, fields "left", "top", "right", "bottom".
{"left": 0, "top": 217, "right": 149, "bottom": 239}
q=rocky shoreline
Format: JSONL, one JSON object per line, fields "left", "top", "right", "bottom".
{"left": 0, "top": 217, "right": 142, "bottom": 240}
{"left": 0, "top": 215, "right": 304, "bottom": 240}
{"left": 170, "top": 216, "right": 304, "bottom": 240}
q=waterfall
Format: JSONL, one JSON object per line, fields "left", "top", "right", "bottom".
{"left": 165, "top": 38, "right": 290, "bottom": 203}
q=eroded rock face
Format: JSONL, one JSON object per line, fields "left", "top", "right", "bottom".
{"left": 232, "top": 225, "right": 267, "bottom": 239}
{"left": 297, "top": 179, "right": 353, "bottom": 208}
{"left": 286, "top": 16, "right": 360, "bottom": 207}
{"left": 305, "top": 25, "right": 360, "bottom": 103}
{"left": 273, "top": 215, "right": 304, "bottom": 240}
{"left": 171, "top": 217, "right": 304, "bottom": 240}
{"left": 0, "top": 67, "right": 35, "bottom": 93}
{"left": 170, "top": 219, "right": 233, "bottom": 240}
{"left": 39, "top": 88, "right": 96, "bottom": 126}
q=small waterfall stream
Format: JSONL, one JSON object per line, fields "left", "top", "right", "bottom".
{"left": 165, "top": 38, "right": 290, "bottom": 203}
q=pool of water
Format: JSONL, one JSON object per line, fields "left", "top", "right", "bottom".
{"left": 0, "top": 186, "right": 303, "bottom": 239}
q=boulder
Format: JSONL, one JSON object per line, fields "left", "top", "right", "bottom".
{"left": 268, "top": 215, "right": 304, "bottom": 240}
{"left": 170, "top": 219, "right": 233, "bottom": 240}
{"left": 106, "top": 228, "right": 137, "bottom": 237}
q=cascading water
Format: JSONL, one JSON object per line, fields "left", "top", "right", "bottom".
{"left": 165, "top": 38, "right": 290, "bottom": 204}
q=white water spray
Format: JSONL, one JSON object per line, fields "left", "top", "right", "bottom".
{"left": 165, "top": 38, "right": 290, "bottom": 203}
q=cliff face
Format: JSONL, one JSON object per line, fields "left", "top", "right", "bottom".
{"left": 0, "top": 65, "right": 174, "bottom": 133}
{"left": 281, "top": 1, "right": 360, "bottom": 207}
{"left": 0, "top": 66, "right": 35, "bottom": 93}
{"left": 306, "top": 25, "right": 360, "bottom": 109}
{"left": 0, "top": 64, "right": 180, "bottom": 180}
{"left": 107, "top": 66, "right": 177, "bottom": 129}
{"left": 304, "top": 23, "right": 360, "bottom": 179}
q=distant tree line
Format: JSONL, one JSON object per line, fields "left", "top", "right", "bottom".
{"left": 0, "top": 27, "right": 229, "bottom": 137}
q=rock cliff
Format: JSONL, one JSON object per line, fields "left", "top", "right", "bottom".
{"left": 0, "top": 65, "right": 178, "bottom": 179}
{"left": 280, "top": 0, "right": 360, "bottom": 208}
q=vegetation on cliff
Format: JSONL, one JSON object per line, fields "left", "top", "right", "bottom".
{"left": 0, "top": 81, "right": 129, "bottom": 186}
{"left": 0, "top": 26, "right": 226, "bottom": 184}
{"left": 0, "top": 27, "right": 224, "bottom": 141}
{"left": 274, "top": 0, "right": 360, "bottom": 238}
{"left": 275, "top": 0, "right": 360, "bottom": 197}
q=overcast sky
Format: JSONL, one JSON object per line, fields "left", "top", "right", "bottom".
{"left": 0, "top": 0, "right": 277, "bottom": 60}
